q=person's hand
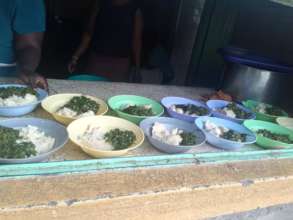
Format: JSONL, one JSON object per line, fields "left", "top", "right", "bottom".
{"left": 68, "top": 56, "right": 79, "bottom": 73}
{"left": 20, "top": 73, "right": 49, "bottom": 91}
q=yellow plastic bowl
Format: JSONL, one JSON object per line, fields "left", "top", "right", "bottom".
{"left": 41, "top": 93, "right": 108, "bottom": 125}
{"left": 67, "top": 116, "right": 145, "bottom": 158}
{"left": 277, "top": 117, "right": 293, "bottom": 131}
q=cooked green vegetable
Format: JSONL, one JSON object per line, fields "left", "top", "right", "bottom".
{"left": 0, "top": 126, "right": 36, "bottom": 159}
{"left": 121, "top": 105, "right": 154, "bottom": 116}
{"left": 0, "top": 87, "right": 36, "bottom": 99}
{"left": 255, "top": 103, "right": 284, "bottom": 116}
{"left": 180, "top": 132, "right": 197, "bottom": 145}
{"left": 104, "top": 129, "right": 136, "bottom": 150}
{"left": 221, "top": 130, "right": 247, "bottom": 142}
{"left": 265, "top": 106, "right": 284, "bottom": 116}
{"left": 175, "top": 104, "right": 208, "bottom": 116}
{"left": 62, "top": 96, "right": 99, "bottom": 115}
{"left": 225, "top": 103, "right": 251, "bottom": 119}
{"left": 257, "top": 129, "right": 293, "bottom": 144}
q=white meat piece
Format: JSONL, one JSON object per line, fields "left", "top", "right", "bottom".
{"left": 151, "top": 122, "right": 183, "bottom": 146}
{"left": 256, "top": 103, "right": 266, "bottom": 114}
{"left": 204, "top": 120, "right": 228, "bottom": 137}
{"left": 222, "top": 107, "right": 237, "bottom": 118}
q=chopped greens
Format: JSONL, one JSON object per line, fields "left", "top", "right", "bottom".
{"left": 257, "top": 129, "right": 293, "bottom": 144}
{"left": 104, "top": 129, "right": 136, "bottom": 150}
{"left": 0, "top": 87, "right": 36, "bottom": 99}
{"left": 174, "top": 104, "right": 208, "bottom": 116}
{"left": 180, "top": 132, "right": 197, "bottom": 145}
{"left": 121, "top": 105, "right": 154, "bottom": 116}
{"left": 225, "top": 103, "right": 251, "bottom": 119}
{"left": 62, "top": 96, "right": 99, "bottom": 115}
{"left": 265, "top": 106, "right": 284, "bottom": 116}
{"left": 0, "top": 126, "right": 36, "bottom": 159}
{"left": 220, "top": 130, "right": 247, "bottom": 142}
{"left": 255, "top": 103, "right": 285, "bottom": 116}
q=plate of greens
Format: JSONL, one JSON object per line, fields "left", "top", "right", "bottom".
{"left": 0, "top": 118, "right": 68, "bottom": 164}
{"left": 0, "top": 84, "right": 48, "bottom": 116}
{"left": 195, "top": 116, "right": 256, "bottom": 150}
{"left": 140, "top": 117, "right": 206, "bottom": 154}
{"left": 42, "top": 94, "right": 108, "bottom": 125}
{"left": 67, "top": 116, "right": 145, "bottom": 158}
{"left": 243, "top": 100, "right": 288, "bottom": 122}
{"left": 207, "top": 100, "right": 255, "bottom": 123}
{"left": 161, "top": 97, "right": 211, "bottom": 123}
{"left": 108, "top": 95, "right": 164, "bottom": 124}
{"left": 244, "top": 120, "right": 293, "bottom": 149}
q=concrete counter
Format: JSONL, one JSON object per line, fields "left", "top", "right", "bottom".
{"left": 1, "top": 79, "right": 293, "bottom": 219}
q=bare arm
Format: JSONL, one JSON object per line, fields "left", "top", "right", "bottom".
{"left": 15, "top": 32, "right": 43, "bottom": 75}
{"left": 15, "top": 32, "right": 48, "bottom": 90}
{"left": 133, "top": 9, "right": 143, "bottom": 68}
{"left": 69, "top": 0, "right": 100, "bottom": 72}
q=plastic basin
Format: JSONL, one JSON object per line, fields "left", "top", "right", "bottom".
{"left": 243, "top": 100, "right": 288, "bottom": 122}
{"left": 195, "top": 116, "right": 256, "bottom": 151}
{"left": 161, "top": 97, "right": 211, "bottom": 123}
{"left": 42, "top": 93, "right": 108, "bottom": 125}
{"left": 0, "top": 84, "right": 48, "bottom": 117}
{"left": 0, "top": 118, "right": 68, "bottom": 164}
{"left": 108, "top": 95, "right": 164, "bottom": 124}
{"left": 207, "top": 100, "right": 256, "bottom": 124}
{"left": 244, "top": 120, "right": 293, "bottom": 149}
{"left": 67, "top": 116, "right": 145, "bottom": 158}
{"left": 68, "top": 74, "right": 109, "bottom": 82}
{"left": 140, "top": 117, "right": 206, "bottom": 154}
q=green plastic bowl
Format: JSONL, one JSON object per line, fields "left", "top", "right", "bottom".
{"left": 277, "top": 117, "right": 293, "bottom": 131}
{"left": 68, "top": 74, "right": 109, "bottom": 82}
{"left": 242, "top": 100, "right": 288, "bottom": 123}
{"left": 108, "top": 95, "right": 164, "bottom": 124}
{"left": 244, "top": 120, "right": 293, "bottom": 149}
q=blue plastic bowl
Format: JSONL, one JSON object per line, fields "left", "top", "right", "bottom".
{"left": 0, "top": 84, "right": 48, "bottom": 117}
{"left": 140, "top": 117, "right": 206, "bottom": 154}
{"left": 0, "top": 118, "right": 68, "bottom": 164}
{"left": 206, "top": 100, "right": 256, "bottom": 124}
{"left": 161, "top": 97, "right": 211, "bottom": 123}
{"left": 195, "top": 116, "right": 256, "bottom": 151}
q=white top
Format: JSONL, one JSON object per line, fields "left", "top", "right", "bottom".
{"left": 0, "top": 63, "right": 16, "bottom": 67}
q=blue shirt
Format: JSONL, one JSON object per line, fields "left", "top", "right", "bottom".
{"left": 0, "top": 0, "right": 45, "bottom": 66}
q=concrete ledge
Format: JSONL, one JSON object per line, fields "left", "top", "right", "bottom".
{"left": 1, "top": 159, "right": 293, "bottom": 219}
{"left": 2, "top": 176, "right": 293, "bottom": 220}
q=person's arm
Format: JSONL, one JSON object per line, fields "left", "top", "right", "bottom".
{"left": 15, "top": 32, "right": 48, "bottom": 90}
{"left": 68, "top": 32, "right": 92, "bottom": 73}
{"left": 133, "top": 9, "right": 143, "bottom": 68}
{"left": 68, "top": 0, "right": 100, "bottom": 73}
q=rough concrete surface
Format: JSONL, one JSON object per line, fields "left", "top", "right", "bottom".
{"left": 210, "top": 203, "right": 293, "bottom": 220}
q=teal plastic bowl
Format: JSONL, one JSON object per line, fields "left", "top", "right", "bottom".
{"left": 68, "top": 74, "right": 109, "bottom": 82}
{"left": 108, "top": 95, "right": 164, "bottom": 124}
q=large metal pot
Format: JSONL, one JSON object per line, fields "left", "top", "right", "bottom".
{"left": 220, "top": 47, "right": 293, "bottom": 113}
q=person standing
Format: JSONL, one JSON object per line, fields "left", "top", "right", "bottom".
{"left": 0, "top": 0, "right": 48, "bottom": 90}
{"left": 68, "top": 0, "right": 143, "bottom": 82}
